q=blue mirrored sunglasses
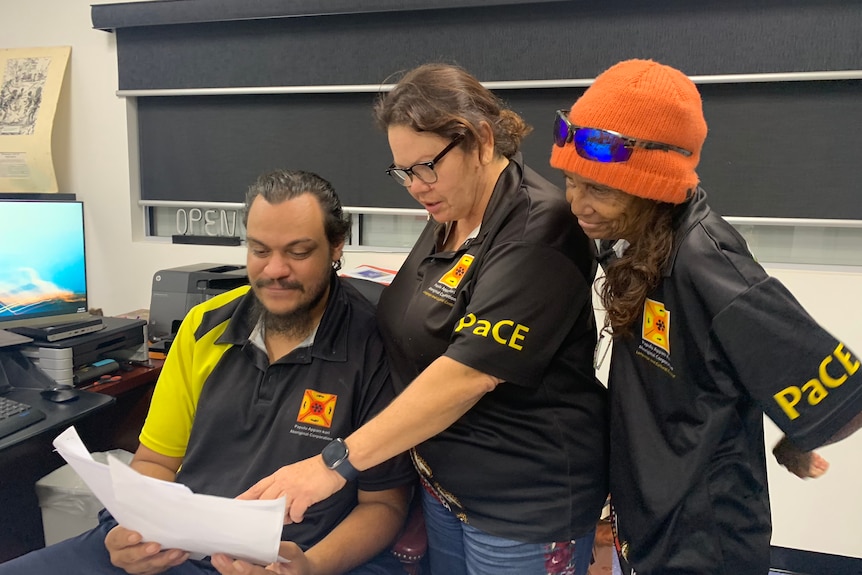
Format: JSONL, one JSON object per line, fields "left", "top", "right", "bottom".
{"left": 553, "top": 109, "right": 692, "bottom": 163}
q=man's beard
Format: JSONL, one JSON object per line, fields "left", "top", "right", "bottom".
{"left": 251, "top": 273, "right": 330, "bottom": 340}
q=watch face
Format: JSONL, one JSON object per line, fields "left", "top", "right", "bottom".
{"left": 322, "top": 439, "right": 348, "bottom": 469}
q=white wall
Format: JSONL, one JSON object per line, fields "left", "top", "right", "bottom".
{"left": 3, "top": 0, "right": 860, "bottom": 559}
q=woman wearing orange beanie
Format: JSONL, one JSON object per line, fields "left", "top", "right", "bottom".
{"left": 551, "top": 59, "right": 862, "bottom": 574}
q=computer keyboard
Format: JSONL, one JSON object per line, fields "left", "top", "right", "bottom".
{"left": 0, "top": 395, "right": 47, "bottom": 440}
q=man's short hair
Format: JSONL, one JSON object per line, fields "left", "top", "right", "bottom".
{"left": 243, "top": 170, "right": 351, "bottom": 269}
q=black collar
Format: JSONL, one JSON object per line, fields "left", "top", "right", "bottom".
{"left": 430, "top": 152, "right": 527, "bottom": 252}
{"left": 663, "top": 187, "right": 711, "bottom": 277}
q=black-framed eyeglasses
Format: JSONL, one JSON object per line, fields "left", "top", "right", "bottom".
{"left": 386, "top": 134, "right": 465, "bottom": 187}
{"left": 554, "top": 109, "right": 692, "bottom": 163}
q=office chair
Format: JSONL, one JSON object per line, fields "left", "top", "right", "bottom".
{"left": 390, "top": 498, "right": 427, "bottom": 575}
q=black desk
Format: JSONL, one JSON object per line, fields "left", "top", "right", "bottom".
{"left": 0, "top": 387, "right": 114, "bottom": 563}
{"left": 0, "top": 346, "right": 161, "bottom": 563}
{"left": 0, "top": 387, "right": 114, "bottom": 452}
{"left": 0, "top": 348, "right": 116, "bottom": 452}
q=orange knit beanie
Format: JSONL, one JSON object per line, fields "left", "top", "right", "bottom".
{"left": 550, "top": 59, "right": 707, "bottom": 204}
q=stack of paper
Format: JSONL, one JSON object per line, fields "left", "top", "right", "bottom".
{"left": 53, "top": 427, "right": 285, "bottom": 565}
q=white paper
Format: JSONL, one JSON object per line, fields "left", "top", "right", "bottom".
{"left": 52, "top": 427, "right": 285, "bottom": 565}
{"left": 52, "top": 426, "right": 123, "bottom": 516}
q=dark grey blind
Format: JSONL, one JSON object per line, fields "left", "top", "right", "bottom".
{"left": 137, "top": 93, "right": 406, "bottom": 208}
{"left": 94, "top": 0, "right": 862, "bottom": 218}
{"left": 94, "top": 1, "right": 862, "bottom": 90}
{"left": 138, "top": 81, "right": 862, "bottom": 218}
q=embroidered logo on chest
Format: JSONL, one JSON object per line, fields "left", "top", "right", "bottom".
{"left": 423, "top": 254, "right": 474, "bottom": 306}
{"left": 635, "top": 298, "right": 675, "bottom": 377}
{"left": 642, "top": 298, "right": 670, "bottom": 353}
{"left": 439, "top": 254, "right": 474, "bottom": 288}
{"left": 297, "top": 389, "right": 337, "bottom": 428}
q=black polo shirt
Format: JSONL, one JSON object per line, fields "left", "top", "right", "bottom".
{"left": 609, "top": 189, "right": 862, "bottom": 574}
{"left": 377, "top": 154, "right": 610, "bottom": 543}
{"left": 141, "top": 274, "right": 415, "bottom": 549}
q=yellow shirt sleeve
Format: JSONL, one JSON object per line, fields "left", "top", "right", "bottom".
{"left": 139, "top": 289, "right": 240, "bottom": 458}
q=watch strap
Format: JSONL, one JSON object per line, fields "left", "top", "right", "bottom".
{"left": 323, "top": 438, "right": 360, "bottom": 481}
{"left": 333, "top": 455, "right": 359, "bottom": 481}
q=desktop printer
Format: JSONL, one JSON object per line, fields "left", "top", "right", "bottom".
{"left": 148, "top": 263, "right": 249, "bottom": 351}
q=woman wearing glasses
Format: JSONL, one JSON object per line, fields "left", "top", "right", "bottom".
{"left": 370, "top": 62, "right": 609, "bottom": 575}
{"left": 237, "top": 63, "right": 610, "bottom": 575}
{"left": 550, "top": 59, "right": 862, "bottom": 574}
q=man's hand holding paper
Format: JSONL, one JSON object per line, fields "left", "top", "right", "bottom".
{"left": 104, "top": 524, "right": 190, "bottom": 575}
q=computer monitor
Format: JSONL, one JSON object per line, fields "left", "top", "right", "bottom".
{"left": 0, "top": 199, "right": 90, "bottom": 329}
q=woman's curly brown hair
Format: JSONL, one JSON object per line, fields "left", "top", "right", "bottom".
{"left": 598, "top": 198, "right": 677, "bottom": 338}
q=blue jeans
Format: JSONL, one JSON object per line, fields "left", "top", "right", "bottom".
{"left": 0, "top": 510, "right": 403, "bottom": 575}
{"left": 421, "top": 489, "right": 595, "bottom": 575}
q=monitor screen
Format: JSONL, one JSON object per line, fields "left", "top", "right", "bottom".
{"left": 0, "top": 199, "right": 89, "bottom": 329}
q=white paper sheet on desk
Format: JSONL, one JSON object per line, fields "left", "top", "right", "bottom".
{"left": 52, "top": 426, "right": 285, "bottom": 565}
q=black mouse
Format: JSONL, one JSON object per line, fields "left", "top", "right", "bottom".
{"left": 41, "top": 388, "right": 80, "bottom": 403}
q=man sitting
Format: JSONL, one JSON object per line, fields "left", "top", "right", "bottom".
{"left": 0, "top": 170, "right": 415, "bottom": 575}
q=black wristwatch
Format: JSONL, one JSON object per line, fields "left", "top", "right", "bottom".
{"left": 321, "top": 438, "right": 359, "bottom": 481}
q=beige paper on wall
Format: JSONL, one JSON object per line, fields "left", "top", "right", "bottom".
{"left": 0, "top": 46, "right": 70, "bottom": 193}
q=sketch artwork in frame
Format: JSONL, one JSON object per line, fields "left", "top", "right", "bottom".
{"left": 0, "top": 46, "right": 70, "bottom": 193}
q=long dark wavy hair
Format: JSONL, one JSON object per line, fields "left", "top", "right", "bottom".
{"left": 599, "top": 198, "right": 677, "bottom": 338}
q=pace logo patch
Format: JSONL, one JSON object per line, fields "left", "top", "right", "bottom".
{"left": 642, "top": 298, "right": 670, "bottom": 353}
{"left": 439, "top": 254, "right": 474, "bottom": 288}
{"left": 297, "top": 389, "right": 337, "bottom": 428}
